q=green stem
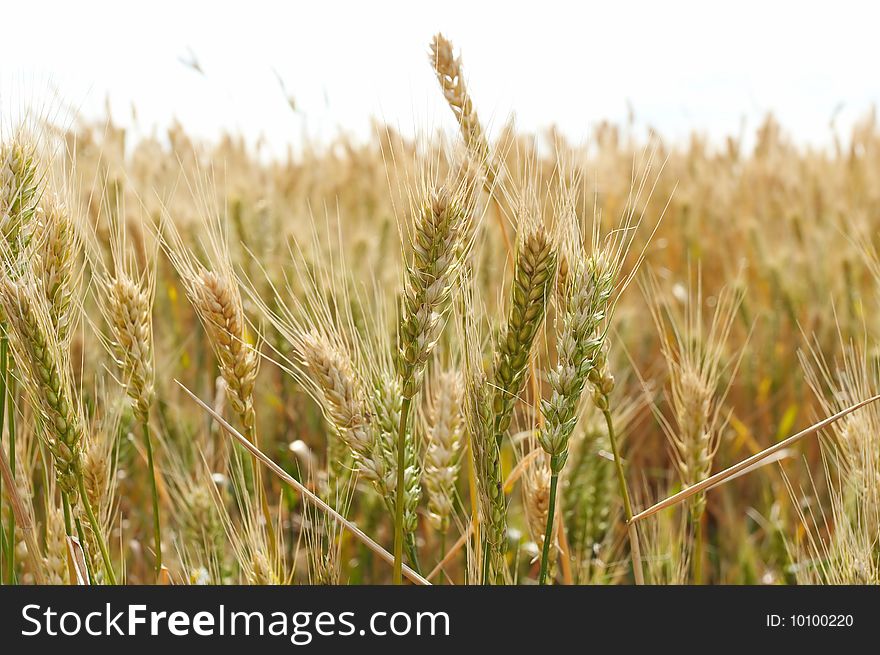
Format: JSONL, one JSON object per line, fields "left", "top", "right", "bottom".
{"left": 251, "top": 438, "right": 277, "bottom": 564}
{"left": 0, "top": 333, "right": 7, "bottom": 439}
{"left": 405, "top": 532, "right": 421, "bottom": 574}
{"left": 73, "top": 515, "right": 94, "bottom": 583}
{"left": 7, "top": 381, "right": 14, "bottom": 481}
{"left": 693, "top": 509, "right": 704, "bottom": 585}
{"left": 239, "top": 419, "right": 275, "bottom": 562}
{"left": 481, "top": 542, "right": 491, "bottom": 585}
{"left": 538, "top": 463, "right": 561, "bottom": 585}
{"left": 142, "top": 418, "right": 162, "bottom": 576}
{"left": 438, "top": 532, "right": 446, "bottom": 585}
{"left": 0, "top": 333, "right": 6, "bottom": 584}
{"left": 76, "top": 475, "right": 117, "bottom": 585}
{"left": 5, "top": 376, "right": 15, "bottom": 585}
{"left": 392, "top": 396, "right": 412, "bottom": 585}
{"left": 603, "top": 403, "right": 644, "bottom": 585}
{"left": 61, "top": 492, "right": 73, "bottom": 536}
{"left": 2, "top": 364, "right": 14, "bottom": 585}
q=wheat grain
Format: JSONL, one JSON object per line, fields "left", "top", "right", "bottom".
{"left": 194, "top": 269, "right": 260, "bottom": 433}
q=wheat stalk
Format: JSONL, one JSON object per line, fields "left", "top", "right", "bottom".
{"left": 163, "top": 214, "right": 276, "bottom": 553}
{"left": 392, "top": 181, "right": 472, "bottom": 582}
{"left": 0, "top": 272, "right": 116, "bottom": 583}
{"left": 88, "top": 197, "right": 161, "bottom": 576}
{"left": 534, "top": 188, "right": 633, "bottom": 583}
{"left": 648, "top": 272, "right": 741, "bottom": 582}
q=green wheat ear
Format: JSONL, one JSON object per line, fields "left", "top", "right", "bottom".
{"left": 538, "top": 250, "right": 616, "bottom": 468}
{"left": 0, "top": 276, "right": 83, "bottom": 501}
{"left": 491, "top": 222, "right": 557, "bottom": 442}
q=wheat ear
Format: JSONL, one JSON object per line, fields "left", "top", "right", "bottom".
{"left": 492, "top": 210, "right": 556, "bottom": 443}
{"left": 0, "top": 138, "right": 41, "bottom": 255}
{"left": 423, "top": 369, "right": 465, "bottom": 534}
{"left": 34, "top": 194, "right": 78, "bottom": 344}
{"left": 298, "top": 330, "right": 388, "bottom": 489}
{"left": 429, "top": 34, "right": 493, "bottom": 183}
{"left": 0, "top": 274, "right": 116, "bottom": 583}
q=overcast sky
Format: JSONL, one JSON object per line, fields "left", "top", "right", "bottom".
{"left": 2, "top": 1, "right": 878, "bottom": 155}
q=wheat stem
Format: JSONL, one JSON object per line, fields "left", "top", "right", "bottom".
{"left": 76, "top": 475, "right": 116, "bottom": 584}
{"left": 0, "top": 333, "right": 6, "bottom": 439}
{"left": 0, "top": 332, "right": 7, "bottom": 583}
{"left": 392, "top": 396, "right": 412, "bottom": 585}
{"left": 4, "top": 374, "right": 15, "bottom": 584}
{"left": 0, "top": 442, "right": 43, "bottom": 583}
{"left": 141, "top": 418, "right": 162, "bottom": 576}
{"left": 73, "top": 514, "right": 93, "bottom": 582}
{"left": 70, "top": 516, "right": 95, "bottom": 584}
{"left": 538, "top": 463, "right": 560, "bottom": 584}
{"left": 693, "top": 514, "right": 704, "bottom": 585}
{"left": 61, "top": 491, "right": 73, "bottom": 536}
{"left": 604, "top": 403, "right": 643, "bottom": 585}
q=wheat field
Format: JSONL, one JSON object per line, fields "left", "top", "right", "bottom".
{"left": 1, "top": 33, "right": 880, "bottom": 586}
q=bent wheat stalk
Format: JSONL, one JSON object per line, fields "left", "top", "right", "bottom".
{"left": 176, "top": 380, "right": 430, "bottom": 585}
{"left": 630, "top": 393, "right": 880, "bottom": 523}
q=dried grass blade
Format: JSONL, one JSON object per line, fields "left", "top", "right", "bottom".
{"left": 630, "top": 394, "right": 880, "bottom": 523}
{"left": 65, "top": 536, "right": 89, "bottom": 585}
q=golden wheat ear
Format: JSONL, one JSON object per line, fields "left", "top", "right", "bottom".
{"left": 422, "top": 369, "right": 465, "bottom": 534}
{"left": 175, "top": 380, "right": 431, "bottom": 586}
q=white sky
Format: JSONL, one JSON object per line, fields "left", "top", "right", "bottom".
{"left": 2, "top": 0, "right": 879, "bottom": 155}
